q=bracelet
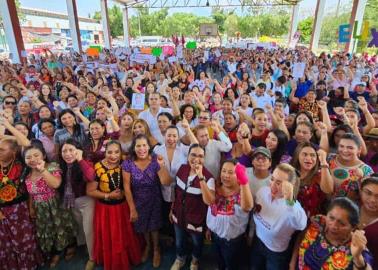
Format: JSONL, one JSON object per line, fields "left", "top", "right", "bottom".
{"left": 353, "top": 259, "right": 367, "bottom": 270}
{"left": 320, "top": 164, "right": 329, "bottom": 169}
{"left": 198, "top": 177, "right": 205, "bottom": 182}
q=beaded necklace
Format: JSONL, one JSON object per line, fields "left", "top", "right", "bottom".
{"left": 103, "top": 161, "right": 121, "bottom": 190}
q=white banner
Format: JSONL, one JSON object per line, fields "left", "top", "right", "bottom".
{"left": 130, "top": 53, "right": 157, "bottom": 64}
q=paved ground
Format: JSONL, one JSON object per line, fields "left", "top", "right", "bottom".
{"left": 38, "top": 240, "right": 226, "bottom": 270}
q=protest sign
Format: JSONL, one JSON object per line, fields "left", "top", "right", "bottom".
{"left": 130, "top": 53, "right": 157, "bottom": 64}
{"left": 292, "top": 62, "right": 306, "bottom": 79}
{"left": 131, "top": 93, "right": 145, "bottom": 110}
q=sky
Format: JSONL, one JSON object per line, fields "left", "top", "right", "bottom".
{"left": 19, "top": 0, "right": 350, "bottom": 20}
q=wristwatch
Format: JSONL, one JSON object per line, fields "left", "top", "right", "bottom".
{"left": 199, "top": 177, "right": 205, "bottom": 182}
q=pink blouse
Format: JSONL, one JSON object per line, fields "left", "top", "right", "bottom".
{"left": 25, "top": 165, "right": 61, "bottom": 202}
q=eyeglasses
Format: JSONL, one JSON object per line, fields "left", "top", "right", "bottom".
{"left": 5, "top": 101, "right": 16, "bottom": 105}
{"left": 199, "top": 116, "right": 209, "bottom": 120}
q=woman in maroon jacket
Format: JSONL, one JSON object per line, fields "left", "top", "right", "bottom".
{"left": 59, "top": 139, "right": 96, "bottom": 270}
{"left": 170, "top": 144, "right": 215, "bottom": 270}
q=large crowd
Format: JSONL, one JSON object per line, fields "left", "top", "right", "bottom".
{"left": 0, "top": 45, "right": 377, "bottom": 270}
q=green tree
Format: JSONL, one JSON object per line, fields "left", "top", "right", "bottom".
{"left": 298, "top": 17, "right": 313, "bottom": 43}
{"left": 224, "top": 13, "right": 238, "bottom": 37}
{"left": 92, "top": 6, "right": 124, "bottom": 37}
{"left": 211, "top": 8, "right": 227, "bottom": 33}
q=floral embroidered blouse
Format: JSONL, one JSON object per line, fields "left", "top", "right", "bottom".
{"left": 94, "top": 162, "right": 124, "bottom": 204}
{"left": 0, "top": 160, "right": 27, "bottom": 206}
{"left": 329, "top": 156, "right": 373, "bottom": 202}
{"left": 298, "top": 215, "right": 373, "bottom": 270}
{"left": 25, "top": 163, "right": 61, "bottom": 203}
{"left": 206, "top": 191, "right": 249, "bottom": 241}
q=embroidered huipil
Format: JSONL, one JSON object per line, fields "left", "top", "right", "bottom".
{"left": 206, "top": 192, "right": 249, "bottom": 241}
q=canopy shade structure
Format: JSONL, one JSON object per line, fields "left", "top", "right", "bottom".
{"left": 113, "top": 0, "right": 301, "bottom": 8}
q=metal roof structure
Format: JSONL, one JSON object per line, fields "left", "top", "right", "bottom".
{"left": 113, "top": 0, "right": 301, "bottom": 8}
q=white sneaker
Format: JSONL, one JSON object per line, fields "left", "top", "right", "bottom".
{"left": 170, "top": 259, "right": 185, "bottom": 270}
{"left": 190, "top": 259, "right": 199, "bottom": 270}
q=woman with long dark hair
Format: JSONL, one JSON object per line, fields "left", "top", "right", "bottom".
{"left": 84, "top": 117, "right": 120, "bottom": 164}
{"left": 265, "top": 129, "right": 290, "bottom": 170}
{"left": 59, "top": 139, "right": 96, "bottom": 270}
{"left": 122, "top": 134, "right": 171, "bottom": 268}
{"left": 290, "top": 142, "right": 333, "bottom": 217}
{"left": 87, "top": 140, "right": 141, "bottom": 270}
{"left": 54, "top": 109, "right": 87, "bottom": 154}
{"left": 23, "top": 144, "right": 77, "bottom": 267}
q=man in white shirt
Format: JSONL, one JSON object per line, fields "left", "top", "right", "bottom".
{"left": 194, "top": 123, "right": 232, "bottom": 178}
{"left": 139, "top": 92, "right": 173, "bottom": 140}
{"left": 250, "top": 82, "right": 274, "bottom": 110}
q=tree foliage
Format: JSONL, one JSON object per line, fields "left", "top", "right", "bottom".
{"left": 93, "top": 5, "right": 290, "bottom": 38}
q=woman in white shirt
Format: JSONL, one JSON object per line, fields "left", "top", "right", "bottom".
{"left": 206, "top": 160, "right": 253, "bottom": 270}
{"left": 250, "top": 163, "right": 307, "bottom": 270}
{"left": 153, "top": 120, "right": 198, "bottom": 236}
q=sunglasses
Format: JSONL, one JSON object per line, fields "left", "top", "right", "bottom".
{"left": 5, "top": 101, "right": 16, "bottom": 105}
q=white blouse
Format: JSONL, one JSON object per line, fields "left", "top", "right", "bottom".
{"left": 153, "top": 143, "right": 190, "bottom": 202}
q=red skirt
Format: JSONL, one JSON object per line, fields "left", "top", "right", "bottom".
{"left": 93, "top": 200, "right": 141, "bottom": 270}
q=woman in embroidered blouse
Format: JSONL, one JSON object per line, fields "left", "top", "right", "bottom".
{"left": 206, "top": 160, "right": 253, "bottom": 270}
{"left": 86, "top": 140, "right": 141, "bottom": 270}
{"left": 23, "top": 144, "right": 77, "bottom": 267}
{"left": 59, "top": 139, "right": 96, "bottom": 270}
{"left": 122, "top": 134, "right": 171, "bottom": 268}
{"left": 329, "top": 133, "right": 373, "bottom": 203}
{"left": 294, "top": 197, "right": 373, "bottom": 270}
{"left": 290, "top": 142, "right": 334, "bottom": 218}
{"left": 358, "top": 177, "right": 378, "bottom": 270}
{"left": 0, "top": 138, "right": 42, "bottom": 270}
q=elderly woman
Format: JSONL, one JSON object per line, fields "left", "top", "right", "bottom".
{"left": 250, "top": 163, "right": 307, "bottom": 270}
{"left": 294, "top": 197, "right": 373, "bottom": 270}
{"left": 122, "top": 134, "right": 171, "bottom": 268}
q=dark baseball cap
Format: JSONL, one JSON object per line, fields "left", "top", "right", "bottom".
{"left": 251, "top": 147, "right": 271, "bottom": 160}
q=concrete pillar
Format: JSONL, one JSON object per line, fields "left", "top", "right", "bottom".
{"left": 346, "top": 0, "right": 368, "bottom": 53}
{"left": 309, "top": 0, "right": 326, "bottom": 52}
{"left": 122, "top": 6, "right": 130, "bottom": 47}
{"left": 0, "top": 0, "right": 25, "bottom": 64}
{"left": 100, "top": 0, "right": 111, "bottom": 48}
{"left": 66, "top": 0, "right": 82, "bottom": 52}
{"left": 288, "top": 4, "right": 300, "bottom": 45}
